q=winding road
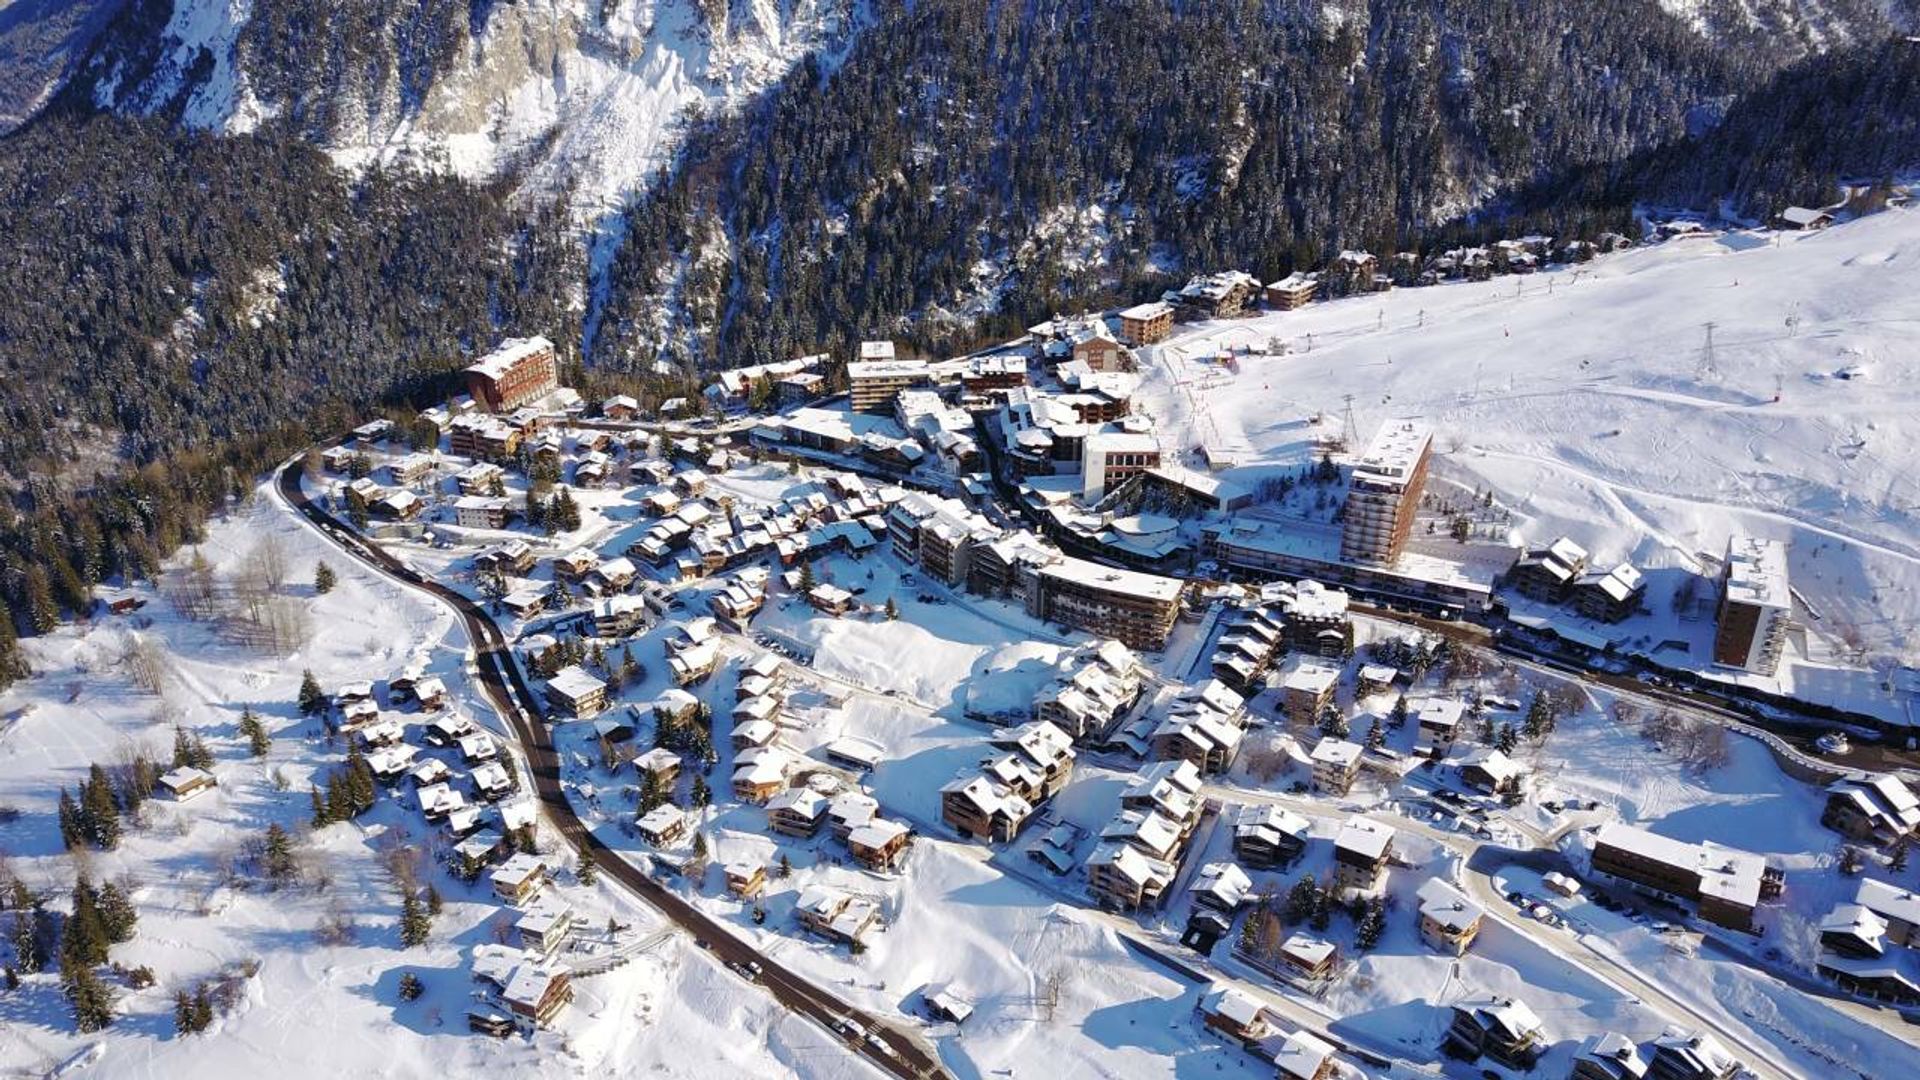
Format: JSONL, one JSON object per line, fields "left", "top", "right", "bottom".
{"left": 273, "top": 456, "right": 950, "bottom": 1080}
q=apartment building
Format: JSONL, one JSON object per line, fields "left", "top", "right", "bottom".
{"left": 1590, "top": 822, "right": 1781, "bottom": 932}
{"left": 847, "top": 350, "right": 931, "bottom": 413}
{"left": 1264, "top": 272, "right": 1321, "bottom": 310}
{"left": 1021, "top": 555, "right": 1186, "bottom": 650}
{"left": 465, "top": 336, "right": 559, "bottom": 413}
{"left": 1341, "top": 420, "right": 1431, "bottom": 565}
{"left": 1333, "top": 816, "right": 1395, "bottom": 893}
{"left": 1081, "top": 430, "right": 1161, "bottom": 500}
{"left": 1117, "top": 301, "right": 1174, "bottom": 345}
{"left": 1712, "top": 535, "right": 1791, "bottom": 675}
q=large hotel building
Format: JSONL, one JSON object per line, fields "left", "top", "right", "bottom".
{"left": 465, "top": 336, "right": 560, "bottom": 413}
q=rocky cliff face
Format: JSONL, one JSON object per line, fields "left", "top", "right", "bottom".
{"left": 63, "top": 0, "right": 858, "bottom": 207}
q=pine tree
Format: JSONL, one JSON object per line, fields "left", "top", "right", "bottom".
{"left": 398, "top": 892, "right": 430, "bottom": 949}
{"left": 240, "top": 708, "right": 270, "bottom": 757}
{"left": 884, "top": 596, "right": 898, "bottom": 620}
{"left": 1317, "top": 702, "right": 1349, "bottom": 739}
{"left": 1309, "top": 884, "right": 1333, "bottom": 932}
{"left": 298, "top": 670, "right": 326, "bottom": 716}
{"left": 0, "top": 596, "right": 28, "bottom": 691}
{"left": 1496, "top": 723, "right": 1519, "bottom": 755}
{"left": 120, "top": 756, "right": 156, "bottom": 817}
{"left": 263, "top": 824, "right": 297, "bottom": 885}
{"left": 80, "top": 766, "right": 121, "bottom": 850}
{"left": 691, "top": 773, "right": 710, "bottom": 807}
{"left": 10, "top": 909, "right": 44, "bottom": 973}
{"left": 1478, "top": 712, "right": 1496, "bottom": 744}
{"left": 425, "top": 884, "right": 443, "bottom": 916}
{"left": 798, "top": 560, "right": 816, "bottom": 593}
{"left": 62, "top": 877, "right": 109, "bottom": 971}
{"left": 577, "top": 846, "right": 598, "bottom": 887}
{"left": 97, "top": 882, "right": 136, "bottom": 944}
{"left": 777, "top": 853, "right": 793, "bottom": 878}
{"left": 171, "top": 726, "right": 193, "bottom": 769}
{"left": 1892, "top": 836, "right": 1911, "bottom": 874}
{"left": 1285, "top": 876, "right": 1320, "bottom": 923}
{"left": 56, "top": 788, "right": 82, "bottom": 850}
{"left": 1388, "top": 694, "right": 1409, "bottom": 729}
{"left": 64, "top": 963, "right": 115, "bottom": 1033}
{"left": 310, "top": 784, "right": 330, "bottom": 828}
{"left": 314, "top": 561, "right": 337, "bottom": 594}
{"left": 174, "top": 990, "right": 198, "bottom": 1035}
{"left": 1366, "top": 716, "right": 1386, "bottom": 750}
{"left": 1523, "top": 692, "right": 1553, "bottom": 743}
{"left": 1356, "top": 898, "right": 1386, "bottom": 952}
{"left": 4, "top": 965, "right": 18, "bottom": 990}
{"left": 191, "top": 983, "right": 213, "bottom": 1031}
{"left": 398, "top": 971, "right": 424, "bottom": 1001}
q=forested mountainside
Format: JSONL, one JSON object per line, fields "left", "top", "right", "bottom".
{"left": 585, "top": 0, "right": 1769, "bottom": 370}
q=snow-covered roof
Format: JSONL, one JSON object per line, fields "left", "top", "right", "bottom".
{"left": 548, "top": 664, "right": 606, "bottom": 701}
{"left": 1310, "top": 738, "right": 1362, "bottom": 768}
{"left": 1722, "top": 534, "right": 1790, "bottom": 610}
{"left": 1335, "top": 816, "right": 1395, "bottom": 860}
{"left": 1416, "top": 876, "right": 1486, "bottom": 932}
{"left": 1351, "top": 419, "right": 1431, "bottom": 485}
{"left": 465, "top": 336, "right": 553, "bottom": 380}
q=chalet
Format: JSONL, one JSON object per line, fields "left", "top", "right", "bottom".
{"left": 634, "top": 747, "right": 681, "bottom": 788}
{"left": 1120, "top": 760, "right": 1204, "bottom": 834}
{"left": 1446, "top": 995, "right": 1546, "bottom": 1069}
{"left": 457, "top": 731, "right": 499, "bottom": 764}
{"left": 425, "top": 713, "right": 477, "bottom": 747}
{"left": 652, "top": 688, "right": 701, "bottom": 726}
{"left": 847, "top": 819, "right": 913, "bottom": 871}
{"left": 472, "top": 761, "right": 514, "bottom": 801}
{"left": 1415, "top": 877, "right": 1486, "bottom": 955}
{"left": 515, "top": 900, "right": 574, "bottom": 956}
{"left": 368, "top": 746, "right": 417, "bottom": 782}
{"left": 807, "top": 584, "right": 855, "bottom": 616}
{"left": 544, "top": 665, "right": 609, "bottom": 719}
{"left": 412, "top": 676, "right": 448, "bottom": 712}
{"left": 552, "top": 549, "right": 600, "bottom": 584}
{"left": 1277, "top": 933, "right": 1338, "bottom": 983}
{"left": 940, "top": 775, "right": 1034, "bottom": 843}
{"left": 1267, "top": 1028, "right": 1339, "bottom": 1080}
{"left": 501, "top": 589, "right": 548, "bottom": 621}
{"left": 1823, "top": 775, "right": 1920, "bottom": 848}
{"left": 732, "top": 747, "right": 793, "bottom": 803}
{"left": 1163, "top": 271, "right": 1261, "bottom": 320}
{"left": 724, "top": 860, "right": 768, "bottom": 899}
{"left": 1188, "top": 862, "right": 1254, "bottom": 914}
{"left": 410, "top": 758, "right": 453, "bottom": 789}
{"left": 591, "top": 594, "right": 649, "bottom": 637}
{"left": 490, "top": 854, "right": 549, "bottom": 906}
{"left": 794, "top": 886, "right": 880, "bottom": 945}
{"left": 1196, "top": 983, "right": 1268, "bottom": 1043}
{"left": 1453, "top": 746, "right": 1525, "bottom": 795}
{"left": 601, "top": 394, "right": 639, "bottom": 420}
{"left": 1087, "top": 840, "right": 1176, "bottom": 911}
{"left": 453, "top": 461, "right": 505, "bottom": 496}
{"left": 501, "top": 965, "right": 573, "bottom": 1028}
{"left": 1774, "top": 206, "right": 1833, "bottom": 231}
{"left": 158, "top": 766, "right": 217, "bottom": 802}
{"left": 1572, "top": 1032, "right": 1650, "bottom": 1080}
{"left": 1648, "top": 1028, "right": 1742, "bottom": 1080}
{"left": 636, "top": 805, "right": 689, "bottom": 847}
{"left": 1309, "top": 738, "right": 1363, "bottom": 795}
{"left": 1333, "top": 817, "right": 1394, "bottom": 893}
{"left": 1235, "top": 805, "right": 1311, "bottom": 869}
{"left": 417, "top": 782, "right": 466, "bottom": 821}
{"left": 767, "top": 788, "right": 830, "bottom": 837}
{"left": 476, "top": 539, "right": 536, "bottom": 576}
{"left": 587, "top": 557, "right": 637, "bottom": 594}
{"left": 828, "top": 791, "right": 880, "bottom": 840}
{"left": 923, "top": 986, "right": 975, "bottom": 1026}
{"left": 1354, "top": 663, "right": 1397, "bottom": 696}
{"left": 667, "top": 643, "right": 720, "bottom": 686}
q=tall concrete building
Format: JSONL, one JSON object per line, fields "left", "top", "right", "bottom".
{"left": 847, "top": 341, "right": 931, "bottom": 413}
{"left": 464, "top": 336, "right": 559, "bottom": 413}
{"left": 1340, "top": 420, "right": 1432, "bottom": 565}
{"left": 1712, "top": 536, "right": 1790, "bottom": 675}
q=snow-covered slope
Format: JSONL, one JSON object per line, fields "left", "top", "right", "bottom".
{"left": 1138, "top": 209, "right": 1920, "bottom": 669}
{"left": 82, "top": 0, "right": 859, "bottom": 210}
